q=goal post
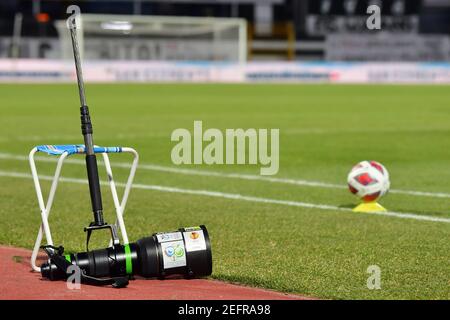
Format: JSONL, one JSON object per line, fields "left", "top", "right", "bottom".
{"left": 55, "top": 14, "right": 247, "bottom": 63}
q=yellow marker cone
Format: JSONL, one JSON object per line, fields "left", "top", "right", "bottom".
{"left": 352, "top": 201, "right": 387, "bottom": 213}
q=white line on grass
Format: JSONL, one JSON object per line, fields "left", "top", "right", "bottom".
{"left": 1, "top": 133, "right": 168, "bottom": 142}
{"left": 1, "top": 152, "right": 450, "bottom": 199}
{"left": 0, "top": 170, "right": 449, "bottom": 224}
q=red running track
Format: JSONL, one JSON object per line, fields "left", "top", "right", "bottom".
{"left": 0, "top": 246, "right": 311, "bottom": 300}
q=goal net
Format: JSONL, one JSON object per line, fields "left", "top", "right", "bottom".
{"left": 55, "top": 14, "right": 247, "bottom": 62}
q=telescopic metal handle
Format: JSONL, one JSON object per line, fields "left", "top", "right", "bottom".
{"left": 69, "top": 20, "right": 105, "bottom": 226}
{"left": 69, "top": 26, "right": 87, "bottom": 109}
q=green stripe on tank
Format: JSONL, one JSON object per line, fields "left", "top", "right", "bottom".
{"left": 124, "top": 244, "right": 132, "bottom": 275}
{"left": 65, "top": 254, "right": 71, "bottom": 262}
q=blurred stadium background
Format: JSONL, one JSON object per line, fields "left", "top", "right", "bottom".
{"left": 0, "top": 0, "right": 449, "bottom": 83}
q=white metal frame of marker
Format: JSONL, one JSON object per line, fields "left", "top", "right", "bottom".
{"left": 28, "top": 144, "right": 138, "bottom": 272}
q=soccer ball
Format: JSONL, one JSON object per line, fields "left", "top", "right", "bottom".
{"left": 347, "top": 161, "right": 390, "bottom": 202}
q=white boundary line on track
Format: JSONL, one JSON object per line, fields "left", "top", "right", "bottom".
{"left": 1, "top": 152, "right": 450, "bottom": 199}
{"left": 0, "top": 170, "right": 449, "bottom": 224}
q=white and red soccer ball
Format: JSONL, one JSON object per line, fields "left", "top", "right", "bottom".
{"left": 347, "top": 161, "right": 390, "bottom": 202}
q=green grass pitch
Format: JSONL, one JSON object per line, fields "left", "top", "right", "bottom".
{"left": 0, "top": 83, "right": 449, "bottom": 299}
